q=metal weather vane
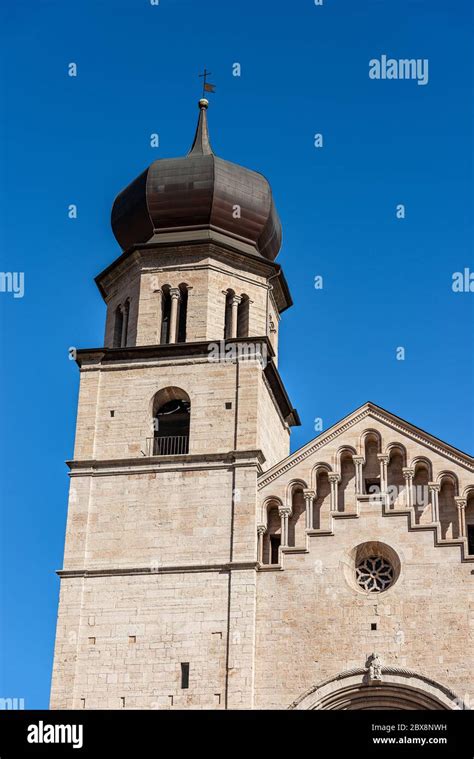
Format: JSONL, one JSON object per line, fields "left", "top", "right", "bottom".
{"left": 198, "top": 68, "right": 216, "bottom": 98}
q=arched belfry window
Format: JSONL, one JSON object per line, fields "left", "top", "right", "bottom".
{"left": 160, "top": 285, "right": 187, "bottom": 344}
{"left": 160, "top": 286, "right": 171, "bottom": 344}
{"left": 152, "top": 387, "right": 190, "bottom": 455}
{"left": 122, "top": 299, "right": 130, "bottom": 346}
{"left": 237, "top": 294, "right": 249, "bottom": 338}
{"left": 177, "top": 283, "right": 188, "bottom": 343}
{"left": 113, "top": 306, "right": 123, "bottom": 347}
{"left": 224, "top": 289, "right": 235, "bottom": 339}
{"left": 113, "top": 300, "right": 130, "bottom": 348}
{"left": 224, "top": 289, "right": 249, "bottom": 339}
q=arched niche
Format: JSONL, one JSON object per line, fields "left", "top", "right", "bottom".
{"left": 438, "top": 473, "right": 459, "bottom": 539}
{"left": 337, "top": 452, "right": 355, "bottom": 513}
{"left": 262, "top": 500, "right": 281, "bottom": 565}
{"left": 361, "top": 431, "right": 381, "bottom": 494}
{"left": 465, "top": 490, "right": 474, "bottom": 554}
{"left": 313, "top": 469, "right": 331, "bottom": 529}
{"left": 288, "top": 487, "right": 306, "bottom": 547}
{"left": 412, "top": 459, "right": 432, "bottom": 525}
{"left": 386, "top": 445, "right": 406, "bottom": 508}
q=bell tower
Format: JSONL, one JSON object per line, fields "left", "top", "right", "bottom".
{"left": 50, "top": 99, "right": 299, "bottom": 710}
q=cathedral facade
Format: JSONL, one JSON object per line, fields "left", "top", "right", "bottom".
{"left": 50, "top": 100, "right": 474, "bottom": 710}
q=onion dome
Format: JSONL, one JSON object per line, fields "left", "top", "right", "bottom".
{"left": 111, "top": 98, "right": 282, "bottom": 260}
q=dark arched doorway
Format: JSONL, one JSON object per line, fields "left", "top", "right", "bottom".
{"left": 289, "top": 669, "right": 465, "bottom": 711}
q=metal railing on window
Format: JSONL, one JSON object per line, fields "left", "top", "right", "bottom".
{"left": 146, "top": 436, "right": 189, "bottom": 456}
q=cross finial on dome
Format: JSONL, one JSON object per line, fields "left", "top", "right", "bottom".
{"left": 198, "top": 67, "right": 215, "bottom": 97}
{"left": 188, "top": 97, "right": 213, "bottom": 156}
{"left": 112, "top": 86, "right": 282, "bottom": 260}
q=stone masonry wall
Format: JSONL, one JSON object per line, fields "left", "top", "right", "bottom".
{"left": 254, "top": 502, "right": 472, "bottom": 708}
{"left": 256, "top": 412, "right": 474, "bottom": 709}
{"left": 72, "top": 358, "right": 289, "bottom": 469}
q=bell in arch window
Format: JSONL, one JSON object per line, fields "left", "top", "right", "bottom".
{"left": 152, "top": 387, "right": 190, "bottom": 456}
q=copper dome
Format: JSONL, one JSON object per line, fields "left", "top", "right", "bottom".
{"left": 111, "top": 99, "right": 282, "bottom": 260}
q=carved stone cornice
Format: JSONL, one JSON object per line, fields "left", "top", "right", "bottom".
{"left": 57, "top": 561, "right": 259, "bottom": 578}
{"left": 258, "top": 403, "right": 474, "bottom": 491}
{"left": 67, "top": 449, "right": 267, "bottom": 476}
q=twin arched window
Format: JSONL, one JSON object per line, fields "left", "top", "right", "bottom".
{"left": 114, "top": 284, "right": 250, "bottom": 347}
{"left": 161, "top": 284, "right": 188, "bottom": 345}
{"left": 224, "top": 290, "right": 249, "bottom": 339}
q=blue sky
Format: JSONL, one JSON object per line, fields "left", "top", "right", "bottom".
{"left": 0, "top": 0, "right": 472, "bottom": 708}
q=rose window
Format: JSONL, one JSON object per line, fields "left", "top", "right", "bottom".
{"left": 356, "top": 555, "right": 394, "bottom": 592}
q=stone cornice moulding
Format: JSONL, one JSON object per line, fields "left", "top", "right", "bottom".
{"left": 75, "top": 336, "right": 276, "bottom": 367}
{"left": 143, "top": 261, "right": 272, "bottom": 292}
{"left": 67, "top": 449, "right": 266, "bottom": 477}
{"left": 57, "top": 561, "right": 259, "bottom": 578}
{"left": 96, "top": 237, "right": 293, "bottom": 313}
{"left": 258, "top": 403, "right": 474, "bottom": 490}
